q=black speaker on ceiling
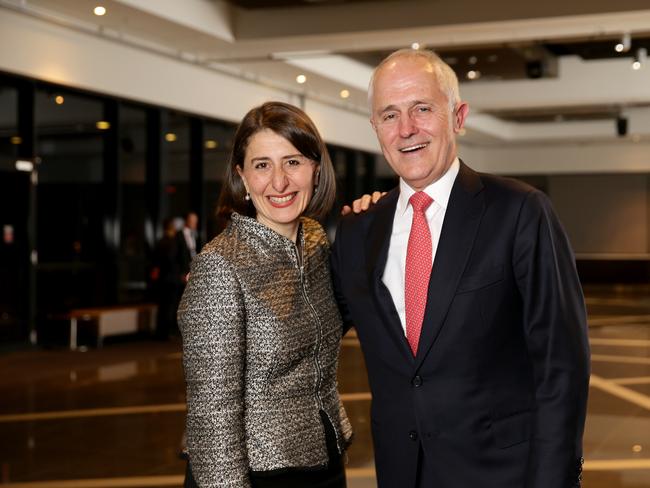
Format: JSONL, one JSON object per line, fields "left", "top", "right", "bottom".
{"left": 616, "top": 116, "right": 628, "bottom": 137}
{"left": 525, "top": 60, "right": 544, "bottom": 79}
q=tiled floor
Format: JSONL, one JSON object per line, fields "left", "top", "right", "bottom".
{"left": 0, "top": 284, "right": 649, "bottom": 487}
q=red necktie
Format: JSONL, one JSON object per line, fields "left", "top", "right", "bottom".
{"left": 405, "top": 192, "right": 433, "bottom": 356}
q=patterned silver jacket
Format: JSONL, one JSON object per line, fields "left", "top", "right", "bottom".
{"left": 178, "top": 213, "right": 353, "bottom": 487}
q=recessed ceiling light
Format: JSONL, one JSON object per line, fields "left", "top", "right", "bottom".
{"left": 466, "top": 70, "right": 481, "bottom": 80}
{"left": 296, "top": 74, "right": 307, "bottom": 84}
{"left": 94, "top": 6, "right": 106, "bottom": 16}
{"left": 411, "top": 42, "right": 420, "bottom": 50}
{"left": 204, "top": 139, "right": 218, "bottom": 149}
{"left": 96, "top": 121, "right": 110, "bottom": 130}
{"left": 10, "top": 136, "right": 22, "bottom": 145}
{"left": 632, "top": 444, "right": 642, "bottom": 452}
{"left": 165, "top": 133, "right": 177, "bottom": 142}
{"left": 468, "top": 56, "right": 478, "bottom": 65}
{"left": 632, "top": 61, "right": 641, "bottom": 70}
{"left": 55, "top": 95, "right": 64, "bottom": 105}
{"left": 340, "top": 89, "right": 350, "bottom": 99}
{"left": 619, "top": 32, "right": 631, "bottom": 53}
{"left": 16, "top": 160, "right": 34, "bottom": 172}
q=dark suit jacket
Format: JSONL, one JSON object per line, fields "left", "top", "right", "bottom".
{"left": 176, "top": 229, "right": 198, "bottom": 276}
{"left": 331, "top": 162, "right": 590, "bottom": 488}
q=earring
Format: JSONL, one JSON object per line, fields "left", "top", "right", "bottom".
{"left": 244, "top": 193, "right": 251, "bottom": 201}
{"left": 313, "top": 185, "right": 319, "bottom": 194}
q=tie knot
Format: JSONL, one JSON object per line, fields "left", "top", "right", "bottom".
{"left": 409, "top": 191, "right": 433, "bottom": 213}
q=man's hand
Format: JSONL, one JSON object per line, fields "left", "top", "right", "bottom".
{"left": 341, "top": 191, "right": 386, "bottom": 216}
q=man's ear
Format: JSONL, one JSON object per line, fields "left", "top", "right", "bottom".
{"left": 369, "top": 116, "right": 377, "bottom": 132}
{"left": 453, "top": 102, "right": 469, "bottom": 133}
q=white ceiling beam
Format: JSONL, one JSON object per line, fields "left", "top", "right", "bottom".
{"left": 113, "top": 0, "right": 235, "bottom": 42}
{"left": 212, "top": 9, "right": 650, "bottom": 60}
{"left": 282, "top": 55, "right": 373, "bottom": 92}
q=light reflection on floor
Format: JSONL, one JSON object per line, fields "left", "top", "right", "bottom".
{"left": 0, "top": 284, "right": 649, "bottom": 487}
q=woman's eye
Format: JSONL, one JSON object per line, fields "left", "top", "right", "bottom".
{"left": 254, "top": 162, "right": 268, "bottom": 170}
{"left": 287, "top": 159, "right": 301, "bottom": 166}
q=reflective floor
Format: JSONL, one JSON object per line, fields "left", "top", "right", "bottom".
{"left": 0, "top": 284, "right": 649, "bottom": 487}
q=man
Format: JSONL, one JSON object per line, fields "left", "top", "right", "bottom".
{"left": 331, "top": 49, "right": 590, "bottom": 488}
{"left": 177, "top": 211, "right": 199, "bottom": 280}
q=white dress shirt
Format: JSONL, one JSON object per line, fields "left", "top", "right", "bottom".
{"left": 382, "top": 157, "right": 460, "bottom": 334}
{"left": 183, "top": 227, "right": 197, "bottom": 258}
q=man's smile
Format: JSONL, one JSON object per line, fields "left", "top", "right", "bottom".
{"left": 399, "top": 142, "right": 429, "bottom": 153}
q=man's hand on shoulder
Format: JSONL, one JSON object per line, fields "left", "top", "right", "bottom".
{"left": 341, "top": 191, "right": 386, "bottom": 216}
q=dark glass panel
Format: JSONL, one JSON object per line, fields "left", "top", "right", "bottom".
{"left": 203, "top": 120, "right": 235, "bottom": 240}
{"left": 0, "top": 84, "right": 28, "bottom": 343}
{"left": 118, "top": 104, "right": 148, "bottom": 303}
{"left": 34, "top": 88, "right": 105, "bottom": 314}
{"left": 160, "top": 111, "right": 191, "bottom": 228}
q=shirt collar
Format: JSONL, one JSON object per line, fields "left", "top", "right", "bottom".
{"left": 396, "top": 157, "right": 460, "bottom": 216}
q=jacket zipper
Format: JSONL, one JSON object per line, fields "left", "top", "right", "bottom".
{"left": 295, "top": 237, "right": 344, "bottom": 455}
{"left": 294, "top": 241, "right": 324, "bottom": 411}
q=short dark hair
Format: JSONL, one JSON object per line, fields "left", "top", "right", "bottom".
{"left": 216, "top": 101, "right": 336, "bottom": 230}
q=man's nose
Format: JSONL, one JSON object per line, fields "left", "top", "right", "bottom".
{"left": 399, "top": 113, "right": 418, "bottom": 138}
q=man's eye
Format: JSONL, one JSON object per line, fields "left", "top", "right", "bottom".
{"left": 383, "top": 113, "right": 396, "bottom": 122}
{"left": 416, "top": 106, "right": 431, "bottom": 113}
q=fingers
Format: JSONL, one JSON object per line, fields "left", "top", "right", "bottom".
{"left": 341, "top": 191, "right": 388, "bottom": 216}
{"left": 352, "top": 194, "right": 371, "bottom": 213}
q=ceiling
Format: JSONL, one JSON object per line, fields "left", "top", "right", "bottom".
{"left": 2, "top": 0, "right": 650, "bottom": 145}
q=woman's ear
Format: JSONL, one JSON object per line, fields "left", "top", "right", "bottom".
{"left": 236, "top": 165, "right": 249, "bottom": 193}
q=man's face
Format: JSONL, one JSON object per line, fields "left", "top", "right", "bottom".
{"left": 370, "top": 57, "right": 468, "bottom": 190}
{"left": 186, "top": 213, "right": 198, "bottom": 230}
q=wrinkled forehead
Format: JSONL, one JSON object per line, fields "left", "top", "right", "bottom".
{"left": 375, "top": 58, "right": 441, "bottom": 92}
{"left": 372, "top": 59, "right": 447, "bottom": 108}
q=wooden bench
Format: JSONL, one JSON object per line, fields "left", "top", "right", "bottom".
{"left": 66, "top": 304, "right": 157, "bottom": 350}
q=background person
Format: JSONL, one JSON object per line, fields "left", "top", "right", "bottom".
{"left": 151, "top": 218, "right": 184, "bottom": 341}
{"left": 176, "top": 211, "right": 199, "bottom": 282}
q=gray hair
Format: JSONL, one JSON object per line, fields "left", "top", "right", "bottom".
{"left": 367, "top": 48, "right": 461, "bottom": 112}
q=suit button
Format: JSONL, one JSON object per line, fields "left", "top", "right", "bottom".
{"left": 408, "top": 431, "right": 418, "bottom": 441}
{"left": 412, "top": 375, "right": 423, "bottom": 387}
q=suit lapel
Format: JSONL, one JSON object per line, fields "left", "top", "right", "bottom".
{"left": 365, "top": 188, "right": 415, "bottom": 363}
{"left": 415, "top": 162, "right": 485, "bottom": 369}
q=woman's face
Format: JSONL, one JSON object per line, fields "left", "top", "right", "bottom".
{"left": 237, "top": 129, "right": 318, "bottom": 240}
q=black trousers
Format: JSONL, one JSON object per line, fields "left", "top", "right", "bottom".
{"left": 184, "top": 411, "right": 346, "bottom": 488}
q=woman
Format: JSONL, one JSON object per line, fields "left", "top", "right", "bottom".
{"left": 178, "top": 101, "right": 353, "bottom": 488}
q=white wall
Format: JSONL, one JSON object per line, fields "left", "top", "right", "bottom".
{"left": 549, "top": 174, "right": 649, "bottom": 255}
{"left": 458, "top": 141, "right": 650, "bottom": 175}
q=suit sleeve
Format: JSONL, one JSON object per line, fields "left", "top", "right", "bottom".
{"left": 512, "top": 190, "right": 590, "bottom": 488}
{"left": 330, "top": 219, "right": 355, "bottom": 334}
{"left": 177, "top": 251, "right": 251, "bottom": 488}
